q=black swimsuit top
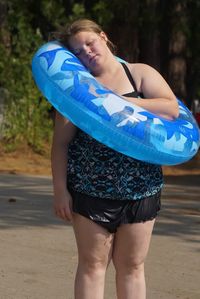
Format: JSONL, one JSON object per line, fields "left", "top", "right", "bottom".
{"left": 121, "top": 63, "right": 144, "bottom": 98}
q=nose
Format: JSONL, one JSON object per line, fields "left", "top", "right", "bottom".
{"left": 83, "top": 45, "right": 92, "bottom": 56}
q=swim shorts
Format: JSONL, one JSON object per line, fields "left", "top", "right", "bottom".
{"left": 70, "top": 190, "right": 161, "bottom": 233}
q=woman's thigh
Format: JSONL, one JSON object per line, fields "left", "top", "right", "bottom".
{"left": 112, "top": 219, "right": 155, "bottom": 268}
{"left": 72, "top": 213, "right": 114, "bottom": 265}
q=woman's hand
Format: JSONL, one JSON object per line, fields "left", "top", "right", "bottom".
{"left": 53, "top": 190, "right": 73, "bottom": 222}
{"left": 122, "top": 96, "right": 174, "bottom": 120}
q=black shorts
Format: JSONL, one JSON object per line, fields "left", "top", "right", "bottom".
{"left": 70, "top": 189, "right": 161, "bottom": 233}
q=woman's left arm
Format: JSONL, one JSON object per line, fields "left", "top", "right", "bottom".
{"left": 124, "top": 63, "right": 179, "bottom": 120}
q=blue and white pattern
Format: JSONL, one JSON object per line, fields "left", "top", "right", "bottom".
{"left": 32, "top": 41, "right": 200, "bottom": 165}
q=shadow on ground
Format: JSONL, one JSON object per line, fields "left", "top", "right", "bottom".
{"left": 0, "top": 173, "right": 199, "bottom": 248}
{"left": 153, "top": 174, "right": 200, "bottom": 248}
{"left": 0, "top": 174, "right": 67, "bottom": 229}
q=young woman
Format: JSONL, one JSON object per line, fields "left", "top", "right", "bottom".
{"left": 51, "top": 19, "right": 179, "bottom": 299}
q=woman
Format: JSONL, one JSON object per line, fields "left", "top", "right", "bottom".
{"left": 51, "top": 19, "right": 179, "bottom": 299}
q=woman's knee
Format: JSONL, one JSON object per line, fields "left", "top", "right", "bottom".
{"left": 113, "top": 255, "right": 145, "bottom": 276}
{"left": 78, "top": 252, "right": 110, "bottom": 274}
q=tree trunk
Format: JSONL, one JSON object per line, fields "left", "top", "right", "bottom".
{"left": 109, "top": 0, "right": 140, "bottom": 62}
{"left": 168, "top": 2, "right": 187, "bottom": 101}
{"left": 138, "top": 0, "right": 161, "bottom": 71}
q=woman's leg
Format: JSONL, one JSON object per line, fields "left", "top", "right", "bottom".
{"left": 72, "top": 213, "right": 114, "bottom": 299}
{"left": 112, "top": 219, "right": 155, "bottom": 299}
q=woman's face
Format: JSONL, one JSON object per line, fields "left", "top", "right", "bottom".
{"left": 69, "top": 31, "right": 109, "bottom": 70}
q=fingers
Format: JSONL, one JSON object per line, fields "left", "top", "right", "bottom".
{"left": 55, "top": 207, "right": 72, "bottom": 222}
{"left": 53, "top": 192, "right": 73, "bottom": 222}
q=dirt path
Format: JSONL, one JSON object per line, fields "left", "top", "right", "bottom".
{"left": 0, "top": 147, "right": 200, "bottom": 176}
{"left": 0, "top": 173, "right": 200, "bottom": 299}
{"left": 0, "top": 147, "right": 200, "bottom": 298}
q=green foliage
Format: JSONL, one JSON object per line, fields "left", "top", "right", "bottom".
{"left": 70, "top": 3, "right": 86, "bottom": 20}
{"left": 0, "top": 0, "right": 94, "bottom": 153}
{"left": 91, "top": 1, "right": 114, "bottom": 26}
{"left": 0, "top": 1, "right": 52, "bottom": 152}
{"left": 0, "top": 1, "right": 96, "bottom": 153}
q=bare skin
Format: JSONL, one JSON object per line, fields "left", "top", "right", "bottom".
{"left": 52, "top": 29, "right": 178, "bottom": 299}
{"left": 71, "top": 213, "right": 155, "bottom": 299}
{"left": 112, "top": 219, "right": 155, "bottom": 299}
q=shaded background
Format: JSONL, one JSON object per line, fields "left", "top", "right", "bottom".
{"left": 0, "top": 0, "right": 199, "bottom": 164}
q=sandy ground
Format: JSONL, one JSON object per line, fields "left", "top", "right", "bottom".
{"left": 0, "top": 148, "right": 200, "bottom": 299}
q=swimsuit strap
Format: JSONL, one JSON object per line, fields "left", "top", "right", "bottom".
{"left": 121, "top": 62, "right": 138, "bottom": 92}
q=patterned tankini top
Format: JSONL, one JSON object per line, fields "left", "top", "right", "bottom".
{"left": 67, "top": 63, "right": 163, "bottom": 200}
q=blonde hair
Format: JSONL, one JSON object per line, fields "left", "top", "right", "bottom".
{"left": 52, "top": 19, "right": 116, "bottom": 54}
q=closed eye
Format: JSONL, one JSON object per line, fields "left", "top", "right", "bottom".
{"left": 74, "top": 49, "right": 83, "bottom": 56}
{"left": 86, "top": 40, "right": 95, "bottom": 46}
{"left": 73, "top": 39, "right": 96, "bottom": 56}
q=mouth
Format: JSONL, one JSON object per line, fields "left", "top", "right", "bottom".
{"left": 89, "top": 55, "right": 98, "bottom": 63}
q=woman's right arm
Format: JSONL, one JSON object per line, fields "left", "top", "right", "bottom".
{"left": 51, "top": 111, "right": 77, "bottom": 222}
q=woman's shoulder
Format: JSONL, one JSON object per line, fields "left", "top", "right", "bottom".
{"left": 125, "top": 63, "right": 153, "bottom": 92}
{"left": 127, "top": 63, "right": 162, "bottom": 87}
{"left": 127, "top": 62, "right": 157, "bottom": 75}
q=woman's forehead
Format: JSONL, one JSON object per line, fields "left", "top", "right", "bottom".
{"left": 72, "top": 31, "right": 98, "bottom": 40}
{"left": 69, "top": 31, "right": 99, "bottom": 47}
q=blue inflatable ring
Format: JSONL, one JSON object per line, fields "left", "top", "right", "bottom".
{"left": 32, "top": 41, "right": 200, "bottom": 165}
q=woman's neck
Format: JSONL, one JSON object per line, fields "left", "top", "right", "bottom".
{"left": 91, "top": 50, "right": 119, "bottom": 77}
{"left": 93, "top": 56, "right": 120, "bottom": 78}
{"left": 93, "top": 60, "right": 124, "bottom": 93}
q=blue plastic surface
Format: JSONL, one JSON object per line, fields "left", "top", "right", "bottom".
{"left": 32, "top": 41, "right": 200, "bottom": 165}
